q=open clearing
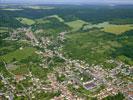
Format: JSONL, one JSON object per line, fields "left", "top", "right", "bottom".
{"left": 16, "top": 17, "right": 35, "bottom": 25}
{"left": 0, "top": 47, "right": 36, "bottom": 63}
{"left": 66, "top": 20, "right": 88, "bottom": 31}
{"left": 103, "top": 25, "right": 133, "bottom": 34}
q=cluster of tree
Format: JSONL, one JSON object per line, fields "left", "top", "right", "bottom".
{"left": 103, "top": 92, "right": 125, "bottom": 100}
{"left": 112, "top": 30, "right": 133, "bottom": 65}
{"left": 32, "top": 18, "right": 71, "bottom": 34}
{"left": 0, "top": 13, "right": 27, "bottom": 28}
{"left": 109, "top": 18, "right": 133, "bottom": 25}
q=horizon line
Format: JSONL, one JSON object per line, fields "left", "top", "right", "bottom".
{"left": 1, "top": 2, "right": 133, "bottom": 5}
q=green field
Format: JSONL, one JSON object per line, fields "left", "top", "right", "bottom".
{"left": 66, "top": 20, "right": 88, "bottom": 31}
{"left": 0, "top": 27, "right": 9, "bottom": 33}
{"left": 0, "top": 47, "right": 36, "bottom": 63}
{"left": 16, "top": 17, "right": 35, "bottom": 25}
{"left": 103, "top": 24, "right": 133, "bottom": 34}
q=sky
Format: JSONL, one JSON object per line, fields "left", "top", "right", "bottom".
{"left": 1, "top": 0, "right": 133, "bottom": 4}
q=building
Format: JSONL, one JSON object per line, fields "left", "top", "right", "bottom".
{"left": 83, "top": 81, "right": 97, "bottom": 90}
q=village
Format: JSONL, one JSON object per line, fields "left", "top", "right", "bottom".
{"left": 0, "top": 27, "right": 133, "bottom": 100}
